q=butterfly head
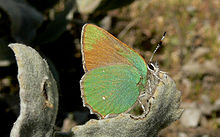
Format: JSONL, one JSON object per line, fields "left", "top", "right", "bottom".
{"left": 147, "top": 62, "right": 159, "bottom": 74}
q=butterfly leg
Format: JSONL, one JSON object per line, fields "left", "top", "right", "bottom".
{"left": 151, "top": 71, "right": 167, "bottom": 84}
{"left": 130, "top": 98, "right": 152, "bottom": 120}
{"left": 159, "top": 70, "right": 167, "bottom": 74}
{"left": 130, "top": 90, "right": 153, "bottom": 120}
{"left": 146, "top": 79, "right": 154, "bottom": 95}
{"left": 138, "top": 99, "right": 146, "bottom": 114}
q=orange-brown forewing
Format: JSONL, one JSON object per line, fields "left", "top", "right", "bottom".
{"left": 81, "top": 24, "right": 147, "bottom": 75}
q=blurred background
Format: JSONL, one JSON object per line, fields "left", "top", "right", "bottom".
{"left": 0, "top": 0, "right": 220, "bottom": 136}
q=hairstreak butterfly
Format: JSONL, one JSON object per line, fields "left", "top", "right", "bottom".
{"left": 80, "top": 24, "right": 166, "bottom": 119}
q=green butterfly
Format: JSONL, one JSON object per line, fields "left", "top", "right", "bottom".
{"left": 80, "top": 24, "right": 164, "bottom": 119}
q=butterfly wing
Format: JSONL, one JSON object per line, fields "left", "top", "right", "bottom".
{"left": 80, "top": 65, "right": 141, "bottom": 118}
{"left": 80, "top": 24, "right": 148, "bottom": 118}
{"left": 81, "top": 24, "right": 148, "bottom": 77}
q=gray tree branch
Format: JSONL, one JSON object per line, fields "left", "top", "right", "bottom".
{"left": 9, "top": 43, "right": 59, "bottom": 137}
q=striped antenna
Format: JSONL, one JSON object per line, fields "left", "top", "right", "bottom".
{"left": 149, "top": 32, "right": 166, "bottom": 62}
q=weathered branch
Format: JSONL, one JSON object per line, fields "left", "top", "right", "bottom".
{"left": 9, "top": 43, "right": 58, "bottom": 137}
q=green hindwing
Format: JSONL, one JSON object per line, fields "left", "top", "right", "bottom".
{"left": 80, "top": 65, "right": 142, "bottom": 118}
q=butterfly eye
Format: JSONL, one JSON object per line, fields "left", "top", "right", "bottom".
{"left": 147, "top": 63, "right": 155, "bottom": 71}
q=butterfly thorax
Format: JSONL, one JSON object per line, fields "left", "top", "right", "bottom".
{"left": 129, "top": 62, "right": 165, "bottom": 119}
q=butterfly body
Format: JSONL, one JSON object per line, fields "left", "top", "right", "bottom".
{"left": 80, "top": 24, "right": 153, "bottom": 119}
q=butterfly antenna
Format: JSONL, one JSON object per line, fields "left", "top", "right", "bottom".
{"left": 149, "top": 32, "right": 166, "bottom": 62}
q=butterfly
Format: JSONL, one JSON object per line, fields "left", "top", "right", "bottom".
{"left": 80, "top": 24, "right": 166, "bottom": 119}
